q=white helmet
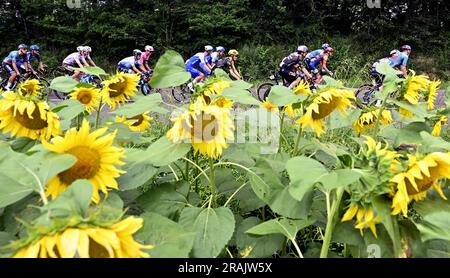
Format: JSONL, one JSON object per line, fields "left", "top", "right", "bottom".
{"left": 205, "top": 45, "right": 214, "bottom": 52}
{"left": 145, "top": 45, "right": 154, "bottom": 52}
{"left": 297, "top": 45, "right": 308, "bottom": 53}
{"left": 77, "top": 46, "right": 84, "bottom": 52}
{"left": 85, "top": 46, "right": 92, "bottom": 53}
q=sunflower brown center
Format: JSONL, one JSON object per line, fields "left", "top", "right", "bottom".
{"left": 184, "top": 112, "right": 218, "bottom": 142}
{"left": 108, "top": 81, "right": 126, "bottom": 97}
{"left": 88, "top": 238, "right": 112, "bottom": 258}
{"left": 58, "top": 146, "right": 101, "bottom": 185}
{"left": 77, "top": 90, "right": 93, "bottom": 104}
{"left": 312, "top": 98, "right": 340, "bottom": 120}
{"left": 406, "top": 166, "right": 440, "bottom": 195}
{"left": 13, "top": 107, "right": 48, "bottom": 130}
{"left": 128, "top": 114, "right": 144, "bottom": 127}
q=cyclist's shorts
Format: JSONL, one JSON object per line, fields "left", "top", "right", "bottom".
{"left": 2, "top": 63, "right": 15, "bottom": 74}
{"left": 186, "top": 66, "right": 203, "bottom": 79}
{"left": 279, "top": 66, "right": 298, "bottom": 84}
{"left": 370, "top": 71, "right": 385, "bottom": 89}
{"left": 63, "top": 63, "right": 76, "bottom": 72}
{"left": 306, "top": 63, "right": 320, "bottom": 75}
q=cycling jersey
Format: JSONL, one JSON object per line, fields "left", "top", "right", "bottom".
{"left": 185, "top": 53, "right": 210, "bottom": 78}
{"left": 118, "top": 56, "right": 141, "bottom": 70}
{"left": 279, "top": 52, "right": 305, "bottom": 69}
{"left": 305, "top": 50, "right": 328, "bottom": 74}
{"left": 26, "top": 52, "right": 41, "bottom": 64}
{"left": 63, "top": 53, "right": 86, "bottom": 66}
{"left": 371, "top": 57, "right": 396, "bottom": 73}
{"left": 390, "top": 52, "right": 409, "bottom": 68}
{"left": 208, "top": 52, "right": 221, "bottom": 65}
{"left": 3, "top": 51, "right": 27, "bottom": 65}
{"left": 141, "top": 52, "right": 150, "bottom": 64}
{"left": 305, "top": 50, "right": 322, "bottom": 61}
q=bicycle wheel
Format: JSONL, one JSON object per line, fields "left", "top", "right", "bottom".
{"left": 257, "top": 82, "right": 274, "bottom": 102}
{"left": 355, "top": 84, "right": 375, "bottom": 107}
{"left": 140, "top": 84, "right": 151, "bottom": 96}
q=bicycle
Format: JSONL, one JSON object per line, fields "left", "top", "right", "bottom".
{"left": 52, "top": 67, "right": 101, "bottom": 100}
{"left": 354, "top": 83, "right": 378, "bottom": 108}
{"left": 171, "top": 83, "right": 191, "bottom": 103}
{"left": 0, "top": 67, "right": 50, "bottom": 94}
{"left": 257, "top": 71, "right": 316, "bottom": 102}
{"left": 138, "top": 71, "right": 152, "bottom": 96}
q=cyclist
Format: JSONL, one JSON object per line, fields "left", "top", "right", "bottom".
{"left": 279, "top": 45, "right": 312, "bottom": 89}
{"left": 62, "top": 46, "right": 88, "bottom": 80}
{"left": 391, "top": 45, "right": 411, "bottom": 78}
{"left": 25, "top": 44, "right": 45, "bottom": 75}
{"left": 140, "top": 45, "right": 154, "bottom": 72}
{"left": 304, "top": 46, "right": 334, "bottom": 84}
{"left": 185, "top": 45, "right": 214, "bottom": 90}
{"left": 2, "top": 44, "right": 29, "bottom": 90}
{"left": 370, "top": 49, "right": 400, "bottom": 92}
{"left": 83, "top": 46, "right": 97, "bottom": 67}
{"left": 208, "top": 46, "right": 226, "bottom": 69}
{"left": 215, "top": 49, "right": 242, "bottom": 80}
{"left": 117, "top": 49, "right": 143, "bottom": 74}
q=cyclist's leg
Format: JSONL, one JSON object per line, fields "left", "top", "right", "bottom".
{"left": 3, "top": 63, "right": 16, "bottom": 89}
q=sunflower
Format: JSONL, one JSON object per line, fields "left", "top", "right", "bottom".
{"left": 202, "top": 80, "right": 231, "bottom": 96}
{"left": 402, "top": 70, "right": 430, "bottom": 105}
{"left": 432, "top": 116, "right": 448, "bottom": 137}
{"left": 13, "top": 217, "right": 153, "bottom": 258}
{"left": 342, "top": 204, "right": 382, "bottom": 237}
{"left": 70, "top": 87, "right": 101, "bottom": 114}
{"left": 116, "top": 111, "right": 153, "bottom": 132}
{"left": 167, "top": 99, "right": 234, "bottom": 159}
{"left": 427, "top": 80, "right": 441, "bottom": 110}
{"left": 0, "top": 92, "right": 61, "bottom": 140}
{"left": 101, "top": 72, "right": 140, "bottom": 109}
{"left": 198, "top": 94, "right": 234, "bottom": 109}
{"left": 292, "top": 80, "right": 312, "bottom": 95}
{"left": 17, "top": 79, "right": 42, "bottom": 96}
{"left": 284, "top": 104, "right": 301, "bottom": 118}
{"left": 391, "top": 152, "right": 450, "bottom": 217}
{"left": 260, "top": 101, "right": 279, "bottom": 113}
{"left": 296, "top": 88, "right": 355, "bottom": 136}
{"left": 399, "top": 108, "right": 414, "bottom": 119}
{"left": 42, "top": 119, "right": 125, "bottom": 203}
{"left": 353, "top": 109, "right": 393, "bottom": 134}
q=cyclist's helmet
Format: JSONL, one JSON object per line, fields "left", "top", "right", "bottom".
{"left": 145, "top": 45, "right": 154, "bottom": 52}
{"left": 322, "top": 43, "right": 330, "bottom": 50}
{"left": 297, "top": 45, "right": 308, "bottom": 53}
{"left": 18, "top": 44, "right": 28, "bottom": 50}
{"left": 401, "top": 45, "right": 412, "bottom": 51}
{"left": 30, "top": 45, "right": 39, "bottom": 51}
{"left": 77, "top": 46, "right": 84, "bottom": 52}
{"left": 325, "top": 47, "right": 334, "bottom": 54}
{"left": 216, "top": 46, "right": 226, "bottom": 53}
{"left": 390, "top": 49, "right": 400, "bottom": 56}
{"left": 85, "top": 46, "right": 92, "bottom": 53}
{"left": 133, "top": 49, "right": 142, "bottom": 56}
{"left": 205, "top": 45, "right": 214, "bottom": 52}
{"left": 228, "top": 49, "right": 239, "bottom": 56}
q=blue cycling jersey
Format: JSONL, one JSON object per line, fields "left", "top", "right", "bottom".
{"left": 210, "top": 52, "right": 220, "bottom": 64}
{"left": 118, "top": 57, "right": 141, "bottom": 69}
{"left": 26, "top": 52, "right": 41, "bottom": 64}
{"left": 3, "top": 51, "right": 27, "bottom": 65}
{"left": 390, "top": 52, "right": 409, "bottom": 68}
{"left": 186, "top": 53, "right": 210, "bottom": 74}
{"left": 305, "top": 49, "right": 322, "bottom": 60}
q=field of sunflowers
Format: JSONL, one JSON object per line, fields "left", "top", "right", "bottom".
{"left": 0, "top": 50, "right": 449, "bottom": 258}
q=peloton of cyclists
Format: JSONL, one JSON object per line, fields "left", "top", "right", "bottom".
{"left": 2, "top": 44, "right": 29, "bottom": 90}
{"left": 279, "top": 45, "right": 312, "bottom": 89}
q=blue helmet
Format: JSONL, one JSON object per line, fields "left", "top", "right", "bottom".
{"left": 18, "top": 44, "right": 28, "bottom": 50}
{"left": 30, "top": 45, "right": 40, "bottom": 51}
{"left": 216, "top": 46, "right": 226, "bottom": 52}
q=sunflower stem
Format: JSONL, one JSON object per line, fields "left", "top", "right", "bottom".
{"left": 371, "top": 94, "right": 389, "bottom": 138}
{"left": 95, "top": 98, "right": 103, "bottom": 129}
{"left": 209, "top": 157, "right": 216, "bottom": 194}
{"left": 292, "top": 125, "right": 303, "bottom": 156}
{"left": 279, "top": 111, "right": 285, "bottom": 148}
{"left": 320, "top": 187, "right": 344, "bottom": 258}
